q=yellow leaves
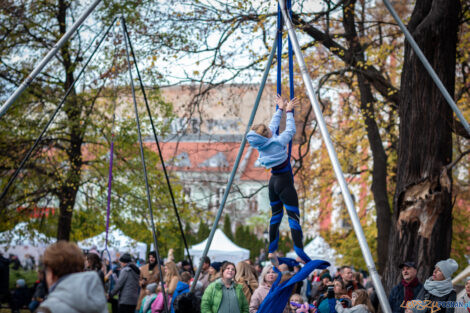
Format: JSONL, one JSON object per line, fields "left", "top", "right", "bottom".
{"left": 193, "top": 70, "right": 200, "bottom": 76}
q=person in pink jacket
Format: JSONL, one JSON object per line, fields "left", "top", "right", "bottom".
{"left": 249, "top": 264, "right": 277, "bottom": 313}
{"left": 151, "top": 284, "right": 171, "bottom": 313}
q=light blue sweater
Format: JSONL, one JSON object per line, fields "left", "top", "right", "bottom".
{"left": 246, "top": 109, "right": 295, "bottom": 169}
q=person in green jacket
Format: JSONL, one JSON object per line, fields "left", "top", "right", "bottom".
{"left": 201, "top": 262, "right": 249, "bottom": 313}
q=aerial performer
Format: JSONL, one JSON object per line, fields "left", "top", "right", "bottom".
{"left": 246, "top": 94, "right": 310, "bottom": 264}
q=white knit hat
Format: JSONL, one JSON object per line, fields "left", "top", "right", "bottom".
{"left": 435, "top": 258, "right": 458, "bottom": 279}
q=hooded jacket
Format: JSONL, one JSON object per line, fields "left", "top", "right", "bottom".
{"left": 249, "top": 283, "right": 271, "bottom": 313}
{"left": 246, "top": 109, "right": 295, "bottom": 169}
{"left": 110, "top": 263, "right": 141, "bottom": 305}
{"left": 171, "top": 281, "right": 190, "bottom": 313}
{"left": 35, "top": 271, "right": 107, "bottom": 313}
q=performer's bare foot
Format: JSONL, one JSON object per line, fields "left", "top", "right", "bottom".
{"left": 269, "top": 252, "right": 279, "bottom": 267}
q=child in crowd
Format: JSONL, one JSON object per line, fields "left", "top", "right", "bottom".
{"left": 246, "top": 95, "right": 310, "bottom": 264}
{"left": 139, "top": 283, "right": 157, "bottom": 313}
{"left": 335, "top": 289, "right": 374, "bottom": 313}
{"left": 171, "top": 271, "right": 191, "bottom": 313}
{"left": 151, "top": 284, "right": 172, "bottom": 313}
{"left": 173, "top": 292, "right": 201, "bottom": 313}
{"left": 289, "top": 293, "right": 305, "bottom": 313}
{"left": 11, "top": 279, "right": 31, "bottom": 312}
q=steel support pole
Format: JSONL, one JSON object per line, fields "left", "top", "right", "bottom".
{"left": 0, "top": 18, "right": 117, "bottom": 204}
{"left": 0, "top": 0, "right": 103, "bottom": 119}
{"left": 278, "top": 2, "right": 392, "bottom": 313}
{"left": 190, "top": 32, "right": 278, "bottom": 291}
{"left": 382, "top": 0, "right": 470, "bottom": 136}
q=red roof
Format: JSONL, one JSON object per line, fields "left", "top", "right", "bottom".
{"left": 146, "top": 141, "right": 270, "bottom": 181}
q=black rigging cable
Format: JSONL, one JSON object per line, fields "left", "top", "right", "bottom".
{"left": 121, "top": 16, "right": 169, "bottom": 313}
{"left": 0, "top": 17, "right": 118, "bottom": 205}
{"left": 121, "top": 17, "right": 195, "bottom": 273}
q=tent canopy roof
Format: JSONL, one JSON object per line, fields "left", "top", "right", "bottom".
{"left": 189, "top": 229, "right": 249, "bottom": 253}
{"left": 188, "top": 229, "right": 249, "bottom": 263}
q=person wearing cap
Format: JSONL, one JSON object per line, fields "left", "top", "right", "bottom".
{"left": 110, "top": 253, "right": 141, "bottom": 313}
{"left": 455, "top": 277, "right": 470, "bottom": 313}
{"left": 412, "top": 258, "right": 458, "bottom": 313}
{"left": 389, "top": 261, "right": 423, "bottom": 313}
{"left": 137, "top": 251, "right": 161, "bottom": 311}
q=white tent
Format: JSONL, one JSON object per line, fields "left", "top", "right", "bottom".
{"left": 0, "top": 222, "right": 53, "bottom": 264}
{"left": 78, "top": 227, "right": 147, "bottom": 261}
{"left": 189, "top": 229, "right": 250, "bottom": 264}
{"left": 287, "top": 235, "right": 337, "bottom": 272}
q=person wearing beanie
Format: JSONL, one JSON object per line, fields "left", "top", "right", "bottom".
{"left": 180, "top": 259, "right": 195, "bottom": 276}
{"left": 138, "top": 283, "right": 157, "bottom": 313}
{"left": 209, "top": 262, "right": 223, "bottom": 282}
{"left": 110, "top": 252, "right": 141, "bottom": 313}
{"left": 455, "top": 277, "right": 470, "bottom": 313}
{"left": 321, "top": 272, "right": 332, "bottom": 282}
{"left": 311, "top": 271, "right": 333, "bottom": 303}
{"left": 389, "top": 262, "right": 423, "bottom": 313}
{"left": 412, "top": 259, "right": 458, "bottom": 313}
{"left": 11, "top": 278, "right": 30, "bottom": 312}
{"left": 137, "top": 251, "right": 161, "bottom": 311}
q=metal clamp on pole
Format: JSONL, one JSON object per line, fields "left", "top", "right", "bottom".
{"left": 277, "top": 2, "right": 392, "bottom": 313}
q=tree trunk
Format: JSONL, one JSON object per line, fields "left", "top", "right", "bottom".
{"left": 342, "top": 0, "right": 392, "bottom": 274}
{"left": 384, "top": 0, "right": 459, "bottom": 291}
{"left": 56, "top": 0, "right": 83, "bottom": 241}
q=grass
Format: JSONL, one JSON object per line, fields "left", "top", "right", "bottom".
{"left": 9, "top": 267, "right": 38, "bottom": 289}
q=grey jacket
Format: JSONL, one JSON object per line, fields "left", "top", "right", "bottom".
{"left": 110, "top": 263, "right": 141, "bottom": 305}
{"left": 36, "top": 271, "right": 107, "bottom": 313}
{"left": 336, "top": 303, "right": 371, "bottom": 313}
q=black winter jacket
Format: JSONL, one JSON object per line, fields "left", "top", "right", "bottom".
{"left": 389, "top": 281, "right": 424, "bottom": 313}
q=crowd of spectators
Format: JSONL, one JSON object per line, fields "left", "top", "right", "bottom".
{"left": 0, "top": 243, "right": 468, "bottom": 313}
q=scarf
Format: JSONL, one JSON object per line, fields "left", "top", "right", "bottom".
{"left": 423, "top": 277, "right": 454, "bottom": 297}
{"left": 402, "top": 277, "right": 420, "bottom": 302}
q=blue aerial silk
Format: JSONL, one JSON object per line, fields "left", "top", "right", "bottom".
{"left": 257, "top": 259, "right": 330, "bottom": 313}
{"left": 277, "top": 257, "right": 300, "bottom": 268}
